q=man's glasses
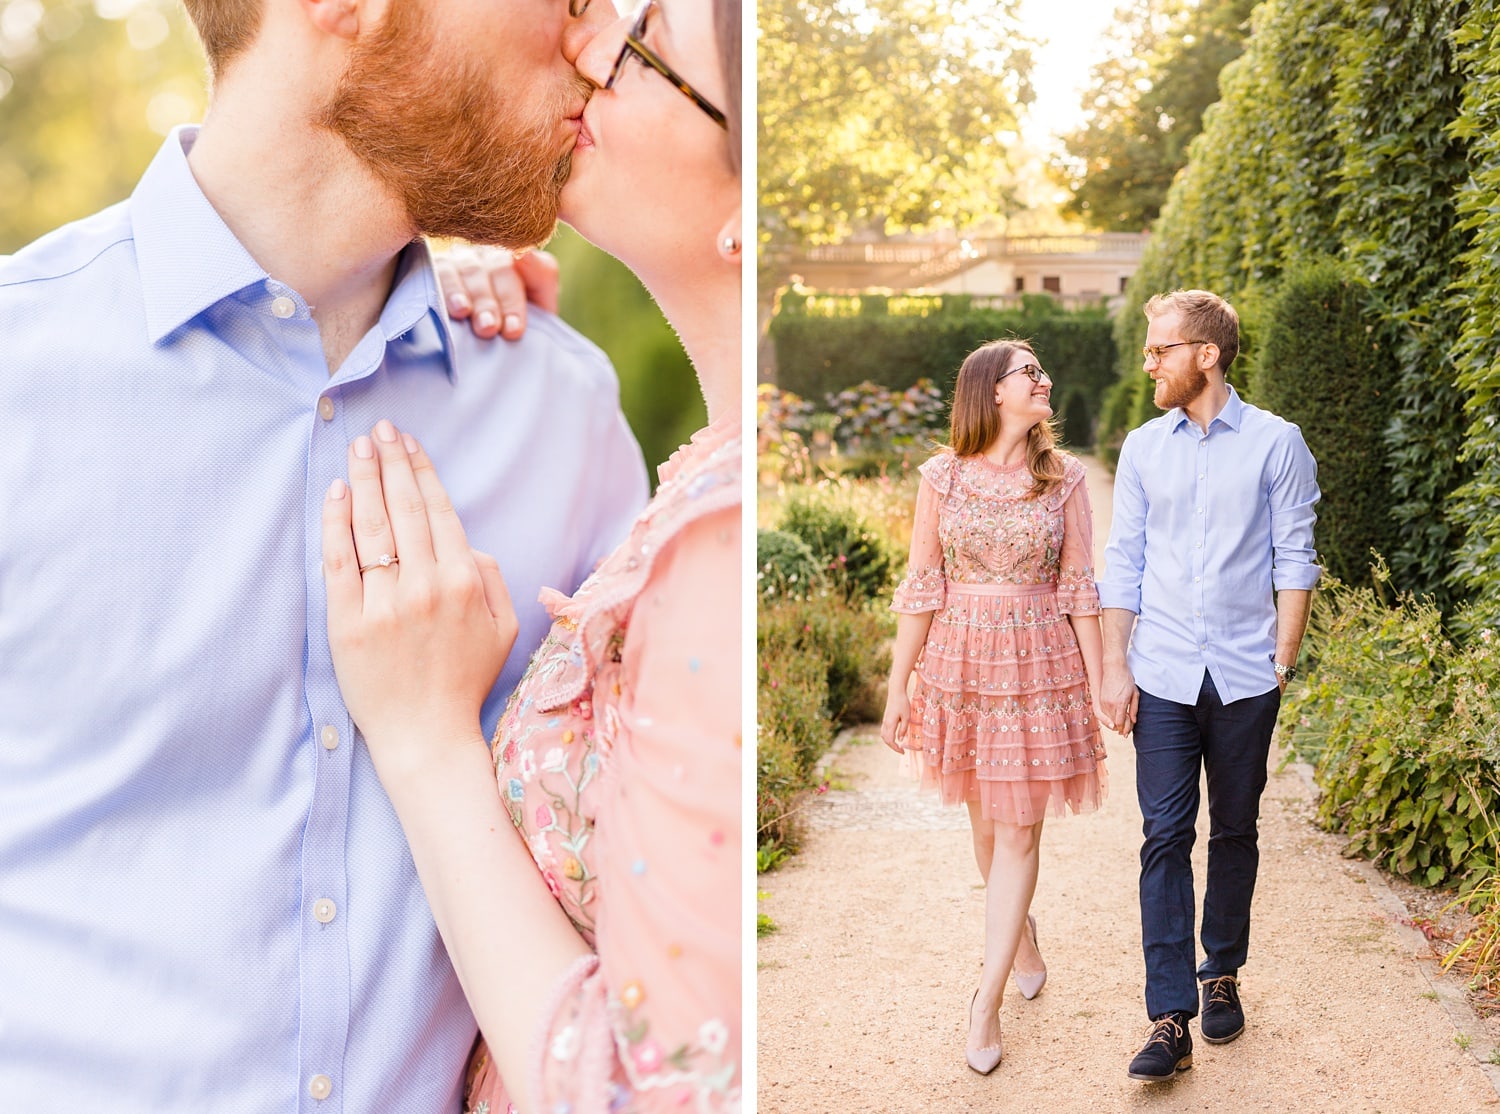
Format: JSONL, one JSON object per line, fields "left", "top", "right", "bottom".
{"left": 1142, "top": 340, "right": 1206, "bottom": 363}
{"left": 607, "top": 0, "right": 729, "bottom": 130}
{"left": 998, "top": 363, "right": 1051, "bottom": 385}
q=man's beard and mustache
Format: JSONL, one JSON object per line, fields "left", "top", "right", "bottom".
{"left": 1153, "top": 363, "right": 1210, "bottom": 410}
{"left": 317, "top": 2, "right": 591, "bottom": 249}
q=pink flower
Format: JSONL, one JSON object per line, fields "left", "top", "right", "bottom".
{"left": 542, "top": 870, "right": 563, "bottom": 898}
{"left": 632, "top": 1039, "right": 664, "bottom": 1075}
{"left": 535, "top": 804, "right": 556, "bottom": 829}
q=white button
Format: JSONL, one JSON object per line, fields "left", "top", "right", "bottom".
{"left": 1195, "top": 542, "right": 1202, "bottom": 549}
{"left": 308, "top": 1074, "right": 333, "bottom": 1100}
{"left": 1199, "top": 474, "right": 1206, "bottom": 480}
{"left": 313, "top": 898, "right": 336, "bottom": 924}
{"left": 1194, "top": 577, "right": 1201, "bottom": 583}
{"left": 318, "top": 396, "right": 335, "bottom": 421}
{"left": 272, "top": 296, "right": 296, "bottom": 319}
{"left": 1200, "top": 643, "right": 1207, "bottom": 650}
{"left": 1197, "top": 507, "right": 1204, "bottom": 514}
{"left": 321, "top": 725, "right": 339, "bottom": 751}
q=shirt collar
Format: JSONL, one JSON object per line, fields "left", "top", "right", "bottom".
{"left": 132, "top": 126, "right": 269, "bottom": 345}
{"left": 131, "top": 125, "right": 458, "bottom": 382}
{"left": 1169, "top": 384, "right": 1244, "bottom": 434}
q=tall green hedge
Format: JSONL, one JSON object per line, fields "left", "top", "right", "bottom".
{"left": 1249, "top": 260, "right": 1397, "bottom": 586}
{"left": 1446, "top": 6, "right": 1500, "bottom": 609}
{"left": 769, "top": 302, "right": 1117, "bottom": 448}
{"left": 1100, "top": 0, "right": 1481, "bottom": 605}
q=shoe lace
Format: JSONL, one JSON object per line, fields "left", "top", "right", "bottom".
{"left": 1204, "top": 976, "right": 1239, "bottom": 1007}
{"left": 1143, "top": 1015, "right": 1185, "bottom": 1050}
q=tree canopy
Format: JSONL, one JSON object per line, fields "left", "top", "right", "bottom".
{"left": 758, "top": 0, "right": 1035, "bottom": 254}
{"left": 1055, "top": 0, "right": 1255, "bottom": 232}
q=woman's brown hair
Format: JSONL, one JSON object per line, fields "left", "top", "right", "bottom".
{"left": 947, "top": 339, "right": 1067, "bottom": 500}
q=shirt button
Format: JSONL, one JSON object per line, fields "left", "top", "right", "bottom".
{"left": 272, "top": 296, "right": 296, "bottom": 319}
{"left": 1194, "top": 577, "right": 1201, "bottom": 583}
{"left": 1195, "top": 542, "right": 1202, "bottom": 549}
{"left": 1197, "top": 507, "right": 1204, "bottom": 514}
{"left": 312, "top": 898, "right": 337, "bottom": 924}
{"left": 308, "top": 1074, "right": 333, "bottom": 1100}
{"left": 317, "top": 396, "right": 335, "bottom": 421}
{"left": 321, "top": 725, "right": 339, "bottom": 751}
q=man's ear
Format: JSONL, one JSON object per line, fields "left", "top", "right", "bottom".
{"left": 300, "top": 0, "right": 362, "bottom": 39}
{"left": 1198, "top": 342, "right": 1220, "bottom": 371}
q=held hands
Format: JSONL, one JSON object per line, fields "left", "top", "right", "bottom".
{"left": 323, "top": 420, "right": 518, "bottom": 767}
{"left": 880, "top": 689, "right": 910, "bottom": 754}
{"left": 1096, "top": 663, "right": 1140, "bottom": 737}
{"left": 434, "top": 244, "right": 560, "bottom": 340}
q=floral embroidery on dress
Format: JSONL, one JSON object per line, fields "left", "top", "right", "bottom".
{"left": 608, "top": 985, "right": 739, "bottom": 1111}
{"left": 891, "top": 450, "right": 1106, "bottom": 824}
{"left": 466, "top": 418, "right": 743, "bottom": 1114}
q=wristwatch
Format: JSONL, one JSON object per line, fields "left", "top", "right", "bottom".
{"left": 1273, "top": 661, "right": 1298, "bottom": 683}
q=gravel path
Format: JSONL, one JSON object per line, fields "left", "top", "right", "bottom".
{"left": 757, "top": 456, "right": 1500, "bottom": 1113}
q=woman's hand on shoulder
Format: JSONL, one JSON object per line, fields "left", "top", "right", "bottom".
{"left": 322, "top": 420, "right": 518, "bottom": 767}
{"left": 434, "top": 244, "right": 560, "bottom": 340}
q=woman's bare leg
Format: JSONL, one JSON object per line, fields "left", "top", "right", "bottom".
{"left": 964, "top": 804, "right": 1045, "bottom": 1055}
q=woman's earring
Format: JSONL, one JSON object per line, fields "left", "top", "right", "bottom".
{"left": 720, "top": 236, "right": 741, "bottom": 258}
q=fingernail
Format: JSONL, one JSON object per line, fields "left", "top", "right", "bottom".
{"left": 402, "top": 432, "right": 419, "bottom": 454}
{"left": 448, "top": 294, "right": 468, "bottom": 313}
{"left": 327, "top": 477, "right": 347, "bottom": 500}
{"left": 503, "top": 314, "right": 521, "bottom": 335}
{"left": 476, "top": 310, "right": 497, "bottom": 331}
{"left": 374, "top": 419, "right": 398, "bottom": 443}
{"left": 353, "top": 436, "right": 373, "bottom": 459}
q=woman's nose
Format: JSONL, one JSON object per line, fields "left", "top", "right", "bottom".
{"left": 564, "top": 0, "right": 623, "bottom": 71}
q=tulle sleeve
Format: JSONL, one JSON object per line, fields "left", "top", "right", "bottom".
{"left": 1055, "top": 459, "right": 1100, "bottom": 616}
{"left": 890, "top": 455, "right": 951, "bottom": 614}
{"left": 530, "top": 506, "right": 741, "bottom": 1113}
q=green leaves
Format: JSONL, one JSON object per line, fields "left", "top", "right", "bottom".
{"left": 1282, "top": 576, "right": 1500, "bottom": 891}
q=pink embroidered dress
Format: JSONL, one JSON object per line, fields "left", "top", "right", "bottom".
{"left": 464, "top": 412, "right": 741, "bottom": 1114}
{"left": 891, "top": 451, "right": 1106, "bottom": 824}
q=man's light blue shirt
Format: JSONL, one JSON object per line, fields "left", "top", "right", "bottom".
{"left": 1097, "top": 386, "right": 1321, "bottom": 705}
{"left": 0, "top": 127, "right": 648, "bottom": 1112}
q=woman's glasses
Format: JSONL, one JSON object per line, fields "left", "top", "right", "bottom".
{"left": 997, "top": 364, "right": 1051, "bottom": 386}
{"left": 606, "top": 0, "right": 729, "bottom": 130}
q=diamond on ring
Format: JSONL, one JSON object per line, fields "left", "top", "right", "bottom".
{"left": 358, "top": 553, "right": 399, "bottom": 574}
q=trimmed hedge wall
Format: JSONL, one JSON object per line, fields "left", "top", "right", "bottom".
{"left": 1248, "top": 259, "right": 1397, "bottom": 586}
{"left": 1101, "top": 0, "right": 1479, "bottom": 605}
{"left": 770, "top": 301, "right": 1117, "bottom": 448}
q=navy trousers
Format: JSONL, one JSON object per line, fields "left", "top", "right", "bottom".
{"left": 1133, "top": 670, "right": 1281, "bottom": 1020}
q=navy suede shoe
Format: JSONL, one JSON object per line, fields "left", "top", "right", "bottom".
{"left": 1200, "top": 975, "right": 1245, "bottom": 1044}
{"left": 1128, "top": 1012, "right": 1193, "bottom": 1082}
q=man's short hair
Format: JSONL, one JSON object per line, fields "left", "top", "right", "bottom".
{"left": 182, "top": 0, "right": 263, "bottom": 76}
{"left": 1144, "top": 289, "right": 1240, "bottom": 374}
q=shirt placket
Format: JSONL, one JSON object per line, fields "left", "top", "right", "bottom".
{"left": 269, "top": 279, "right": 355, "bottom": 1113}
{"left": 1193, "top": 431, "right": 1210, "bottom": 662}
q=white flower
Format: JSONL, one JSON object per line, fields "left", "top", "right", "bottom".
{"left": 528, "top": 832, "right": 555, "bottom": 866}
{"left": 542, "top": 747, "right": 568, "bottom": 773}
{"left": 550, "top": 1024, "right": 579, "bottom": 1062}
{"left": 698, "top": 1018, "right": 729, "bottom": 1056}
{"left": 520, "top": 749, "right": 537, "bottom": 782}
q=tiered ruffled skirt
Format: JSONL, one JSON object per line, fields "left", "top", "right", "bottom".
{"left": 905, "top": 582, "right": 1106, "bottom": 824}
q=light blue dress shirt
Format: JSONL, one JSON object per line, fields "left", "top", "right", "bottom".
{"left": 1097, "top": 387, "right": 1321, "bottom": 705}
{"left": 0, "top": 127, "right": 648, "bottom": 1112}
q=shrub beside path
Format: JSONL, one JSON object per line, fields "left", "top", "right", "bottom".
{"left": 757, "top": 455, "right": 1500, "bottom": 1112}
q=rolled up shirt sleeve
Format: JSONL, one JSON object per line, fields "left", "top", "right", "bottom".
{"left": 1268, "top": 424, "right": 1323, "bottom": 592}
{"left": 1097, "top": 434, "right": 1147, "bottom": 614}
